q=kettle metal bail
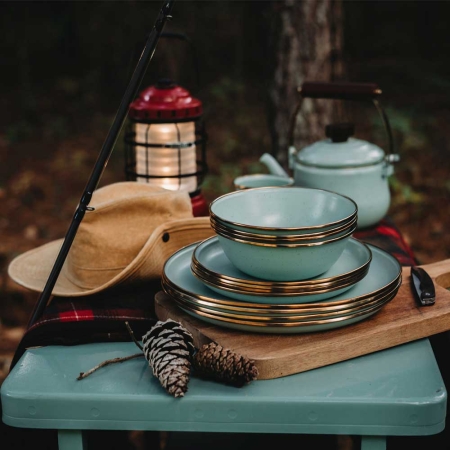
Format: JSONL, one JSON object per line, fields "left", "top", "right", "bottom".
{"left": 288, "top": 82, "right": 400, "bottom": 166}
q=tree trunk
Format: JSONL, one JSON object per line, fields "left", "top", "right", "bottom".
{"left": 266, "top": 0, "right": 344, "bottom": 168}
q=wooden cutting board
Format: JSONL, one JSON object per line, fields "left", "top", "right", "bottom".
{"left": 155, "top": 258, "right": 450, "bottom": 380}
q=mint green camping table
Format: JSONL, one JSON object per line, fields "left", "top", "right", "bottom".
{"left": 1, "top": 338, "right": 446, "bottom": 450}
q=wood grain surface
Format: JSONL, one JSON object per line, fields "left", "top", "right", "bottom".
{"left": 155, "top": 259, "right": 450, "bottom": 380}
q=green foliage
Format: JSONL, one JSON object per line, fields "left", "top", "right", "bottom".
{"left": 247, "top": 161, "right": 267, "bottom": 175}
{"left": 208, "top": 76, "right": 245, "bottom": 105}
{"left": 43, "top": 116, "right": 69, "bottom": 140}
{"left": 5, "top": 121, "right": 35, "bottom": 144}
{"left": 202, "top": 163, "right": 242, "bottom": 197}
{"left": 371, "top": 105, "right": 435, "bottom": 152}
{"left": 389, "top": 175, "right": 426, "bottom": 206}
{"left": 205, "top": 76, "right": 270, "bottom": 157}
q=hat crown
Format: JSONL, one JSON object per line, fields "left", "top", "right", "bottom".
{"left": 65, "top": 182, "right": 193, "bottom": 289}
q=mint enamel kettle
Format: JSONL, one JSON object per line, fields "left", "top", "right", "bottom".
{"left": 261, "top": 82, "right": 400, "bottom": 230}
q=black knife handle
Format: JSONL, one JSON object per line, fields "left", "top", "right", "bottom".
{"left": 411, "top": 266, "right": 436, "bottom": 306}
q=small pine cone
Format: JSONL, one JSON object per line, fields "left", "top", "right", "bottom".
{"left": 142, "top": 319, "right": 195, "bottom": 398}
{"left": 193, "top": 342, "right": 258, "bottom": 387}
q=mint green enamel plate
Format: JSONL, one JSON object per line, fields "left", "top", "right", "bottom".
{"left": 162, "top": 241, "right": 401, "bottom": 309}
{"left": 173, "top": 290, "right": 397, "bottom": 334}
{"left": 163, "top": 279, "right": 400, "bottom": 319}
{"left": 191, "top": 236, "right": 372, "bottom": 303}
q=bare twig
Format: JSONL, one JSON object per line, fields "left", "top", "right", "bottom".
{"left": 125, "top": 321, "right": 143, "bottom": 351}
{"left": 77, "top": 352, "right": 144, "bottom": 380}
{"left": 76, "top": 322, "right": 147, "bottom": 381}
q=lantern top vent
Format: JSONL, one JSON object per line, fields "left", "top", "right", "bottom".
{"left": 129, "top": 78, "right": 203, "bottom": 122}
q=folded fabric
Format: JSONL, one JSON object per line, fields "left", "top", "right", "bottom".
{"left": 353, "top": 217, "right": 417, "bottom": 267}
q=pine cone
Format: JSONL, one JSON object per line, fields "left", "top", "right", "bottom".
{"left": 193, "top": 342, "right": 258, "bottom": 387}
{"left": 142, "top": 319, "right": 195, "bottom": 398}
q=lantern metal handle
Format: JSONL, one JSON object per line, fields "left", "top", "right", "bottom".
{"left": 159, "top": 32, "right": 201, "bottom": 93}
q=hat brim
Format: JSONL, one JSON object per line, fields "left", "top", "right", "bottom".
{"left": 8, "top": 216, "right": 214, "bottom": 297}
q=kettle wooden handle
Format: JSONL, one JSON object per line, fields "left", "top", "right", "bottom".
{"left": 299, "top": 82, "right": 382, "bottom": 101}
{"left": 288, "top": 81, "right": 395, "bottom": 157}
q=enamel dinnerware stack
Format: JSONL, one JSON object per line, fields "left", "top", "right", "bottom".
{"left": 161, "top": 186, "right": 403, "bottom": 334}
{"left": 208, "top": 187, "right": 358, "bottom": 281}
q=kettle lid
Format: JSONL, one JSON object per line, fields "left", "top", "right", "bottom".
{"left": 297, "top": 123, "right": 385, "bottom": 168}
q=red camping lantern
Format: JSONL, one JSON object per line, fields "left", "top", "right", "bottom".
{"left": 125, "top": 78, "right": 208, "bottom": 216}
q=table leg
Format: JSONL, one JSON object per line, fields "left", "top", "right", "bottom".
{"left": 58, "top": 430, "right": 87, "bottom": 450}
{"left": 360, "top": 436, "right": 386, "bottom": 450}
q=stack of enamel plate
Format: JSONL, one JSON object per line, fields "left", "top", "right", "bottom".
{"left": 161, "top": 187, "right": 402, "bottom": 334}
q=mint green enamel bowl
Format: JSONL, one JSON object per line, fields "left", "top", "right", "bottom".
{"left": 209, "top": 186, "right": 357, "bottom": 237}
{"left": 209, "top": 186, "right": 357, "bottom": 281}
{"left": 216, "top": 226, "right": 354, "bottom": 281}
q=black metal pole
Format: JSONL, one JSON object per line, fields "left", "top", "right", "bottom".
{"left": 26, "top": 0, "right": 175, "bottom": 328}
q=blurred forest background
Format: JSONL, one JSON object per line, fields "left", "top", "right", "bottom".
{"left": 1, "top": 0, "right": 450, "bottom": 380}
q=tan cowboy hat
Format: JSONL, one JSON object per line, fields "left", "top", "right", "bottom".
{"left": 8, "top": 182, "right": 215, "bottom": 297}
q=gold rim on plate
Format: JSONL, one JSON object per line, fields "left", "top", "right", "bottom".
{"left": 161, "top": 268, "right": 401, "bottom": 312}
{"left": 170, "top": 288, "right": 397, "bottom": 328}
{"left": 191, "top": 247, "right": 371, "bottom": 295}
{"left": 163, "top": 278, "right": 401, "bottom": 321}
{"left": 191, "top": 236, "right": 372, "bottom": 288}
{"left": 191, "top": 261, "right": 369, "bottom": 296}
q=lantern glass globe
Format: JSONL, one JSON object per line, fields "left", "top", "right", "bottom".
{"left": 134, "top": 121, "right": 197, "bottom": 192}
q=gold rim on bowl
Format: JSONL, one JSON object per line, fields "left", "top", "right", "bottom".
{"left": 209, "top": 186, "right": 358, "bottom": 234}
{"left": 210, "top": 213, "right": 358, "bottom": 243}
{"left": 213, "top": 221, "right": 357, "bottom": 248}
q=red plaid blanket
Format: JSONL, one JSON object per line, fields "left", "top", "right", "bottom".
{"left": 10, "top": 218, "right": 416, "bottom": 368}
{"left": 353, "top": 217, "right": 417, "bottom": 267}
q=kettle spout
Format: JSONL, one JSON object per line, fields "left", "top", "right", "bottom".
{"left": 259, "top": 153, "right": 290, "bottom": 178}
